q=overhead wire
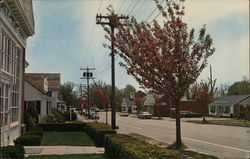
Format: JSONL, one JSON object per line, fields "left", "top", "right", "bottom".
{"left": 144, "top": 0, "right": 165, "bottom": 22}
{"left": 117, "top": 0, "right": 126, "bottom": 14}
{"left": 150, "top": 0, "right": 173, "bottom": 24}
{"left": 128, "top": 0, "right": 140, "bottom": 15}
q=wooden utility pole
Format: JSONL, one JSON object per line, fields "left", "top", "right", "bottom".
{"left": 96, "top": 12, "right": 128, "bottom": 129}
{"left": 81, "top": 67, "right": 95, "bottom": 117}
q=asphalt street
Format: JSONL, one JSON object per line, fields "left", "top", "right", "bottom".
{"left": 98, "top": 112, "right": 250, "bottom": 159}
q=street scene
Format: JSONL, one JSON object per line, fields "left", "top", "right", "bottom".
{"left": 0, "top": 0, "right": 249, "bottom": 159}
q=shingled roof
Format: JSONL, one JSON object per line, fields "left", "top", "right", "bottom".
{"left": 209, "top": 95, "right": 250, "bottom": 107}
{"left": 25, "top": 73, "right": 61, "bottom": 91}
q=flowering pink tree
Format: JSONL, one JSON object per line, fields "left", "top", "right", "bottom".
{"left": 102, "top": 1, "right": 215, "bottom": 149}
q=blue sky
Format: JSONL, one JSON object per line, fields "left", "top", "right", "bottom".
{"left": 26, "top": 0, "right": 249, "bottom": 90}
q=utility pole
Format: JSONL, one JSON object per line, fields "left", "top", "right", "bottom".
{"left": 80, "top": 67, "right": 95, "bottom": 117}
{"left": 78, "top": 84, "right": 86, "bottom": 114}
{"left": 96, "top": 12, "right": 128, "bottom": 129}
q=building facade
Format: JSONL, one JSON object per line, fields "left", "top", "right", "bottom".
{"left": 24, "top": 73, "right": 62, "bottom": 118}
{"left": 24, "top": 81, "right": 52, "bottom": 122}
{"left": 0, "top": 0, "right": 35, "bottom": 146}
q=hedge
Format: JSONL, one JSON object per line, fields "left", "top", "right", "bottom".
{"left": 23, "top": 129, "right": 43, "bottom": 137}
{"left": 38, "top": 123, "right": 86, "bottom": 132}
{"left": 0, "top": 145, "right": 25, "bottom": 159}
{"left": 104, "top": 134, "right": 181, "bottom": 159}
{"left": 14, "top": 135, "right": 41, "bottom": 146}
{"left": 85, "top": 122, "right": 117, "bottom": 147}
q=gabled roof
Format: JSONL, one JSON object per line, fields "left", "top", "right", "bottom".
{"left": 209, "top": 95, "right": 250, "bottom": 107}
{"left": 123, "top": 97, "right": 135, "bottom": 106}
{"left": 239, "top": 96, "right": 250, "bottom": 105}
{"left": 25, "top": 73, "right": 61, "bottom": 91}
{"left": 25, "top": 81, "right": 52, "bottom": 99}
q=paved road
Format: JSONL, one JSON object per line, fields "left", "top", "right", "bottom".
{"left": 98, "top": 112, "right": 250, "bottom": 159}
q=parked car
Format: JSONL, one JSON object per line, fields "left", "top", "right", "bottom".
{"left": 90, "top": 113, "right": 100, "bottom": 120}
{"left": 120, "top": 112, "right": 129, "bottom": 117}
{"left": 180, "top": 111, "right": 202, "bottom": 118}
{"left": 138, "top": 112, "right": 152, "bottom": 119}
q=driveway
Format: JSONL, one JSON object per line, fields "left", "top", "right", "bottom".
{"left": 98, "top": 112, "right": 250, "bottom": 159}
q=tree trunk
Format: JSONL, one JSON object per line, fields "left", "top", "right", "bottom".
{"left": 175, "top": 99, "right": 182, "bottom": 149}
{"left": 202, "top": 103, "right": 207, "bottom": 123}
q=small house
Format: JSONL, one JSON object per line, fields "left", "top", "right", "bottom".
{"left": 208, "top": 95, "right": 250, "bottom": 118}
{"left": 121, "top": 97, "right": 137, "bottom": 113}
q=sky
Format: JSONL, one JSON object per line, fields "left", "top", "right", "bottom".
{"left": 26, "top": 0, "right": 249, "bottom": 91}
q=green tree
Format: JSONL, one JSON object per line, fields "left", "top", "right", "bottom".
{"left": 59, "top": 82, "right": 78, "bottom": 107}
{"left": 122, "top": 84, "right": 136, "bottom": 98}
{"left": 227, "top": 80, "right": 250, "bottom": 95}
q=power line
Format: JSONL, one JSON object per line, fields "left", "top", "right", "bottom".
{"left": 133, "top": 0, "right": 147, "bottom": 16}
{"left": 150, "top": 0, "right": 173, "bottom": 24}
{"left": 145, "top": 0, "right": 165, "bottom": 22}
{"left": 128, "top": 0, "right": 140, "bottom": 15}
{"left": 117, "top": 0, "right": 126, "bottom": 14}
{"left": 85, "top": 0, "right": 104, "bottom": 63}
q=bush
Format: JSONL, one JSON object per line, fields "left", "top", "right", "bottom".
{"left": 85, "top": 122, "right": 117, "bottom": 147}
{"left": 24, "top": 106, "right": 39, "bottom": 131}
{"left": 104, "top": 134, "right": 181, "bottom": 159}
{"left": 0, "top": 145, "right": 25, "bottom": 159}
{"left": 38, "top": 123, "right": 86, "bottom": 132}
{"left": 14, "top": 135, "right": 41, "bottom": 146}
{"left": 62, "top": 111, "right": 77, "bottom": 121}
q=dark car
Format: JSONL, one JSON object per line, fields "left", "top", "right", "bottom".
{"left": 180, "top": 111, "right": 202, "bottom": 118}
{"left": 90, "top": 113, "right": 100, "bottom": 120}
{"left": 138, "top": 112, "right": 152, "bottom": 119}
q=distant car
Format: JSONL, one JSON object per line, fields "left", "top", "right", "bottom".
{"left": 180, "top": 111, "right": 202, "bottom": 118}
{"left": 120, "top": 112, "right": 129, "bottom": 117}
{"left": 90, "top": 113, "right": 100, "bottom": 120}
{"left": 138, "top": 112, "right": 152, "bottom": 119}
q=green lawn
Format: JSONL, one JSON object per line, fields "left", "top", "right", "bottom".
{"left": 41, "top": 132, "right": 95, "bottom": 146}
{"left": 26, "top": 154, "right": 107, "bottom": 159}
{"left": 188, "top": 119, "right": 250, "bottom": 127}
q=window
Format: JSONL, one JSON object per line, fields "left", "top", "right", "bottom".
{"left": 24, "top": 101, "right": 41, "bottom": 115}
{"left": 0, "top": 82, "right": 10, "bottom": 127}
{"left": 46, "top": 101, "right": 52, "bottom": 114}
{"left": 210, "top": 106, "right": 215, "bottom": 113}
{"left": 224, "top": 106, "right": 230, "bottom": 113}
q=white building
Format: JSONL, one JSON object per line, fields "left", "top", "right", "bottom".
{"left": 0, "top": 0, "right": 35, "bottom": 146}
{"left": 24, "top": 80, "right": 52, "bottom": 122}
{"left": 24, "top": 73, "right": 64, "bottom": 120}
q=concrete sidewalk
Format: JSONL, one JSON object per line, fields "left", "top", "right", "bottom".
{"left": 24, "top": 146, "right": 104, "bottom": 156}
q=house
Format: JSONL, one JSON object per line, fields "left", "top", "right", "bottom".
{"left": 0, "top": 0, "right": 35, "bottom": 146}
{"left": 121, "top": 97, "right": 137, "bottom": 113}
{"left": 208, "top": 95, "right": 250, "bottom": 119}
{"left": 143, "top": 94, "right": 206, "bottom": 117}
{"left": 24, "top": 79, "right": 53, "bottom": 122}
{"left": 24, "top": 73, "right": 63, "bottom": 110}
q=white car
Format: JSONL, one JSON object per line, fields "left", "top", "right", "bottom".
{"left": 137, "top": 112, "right": 152, "bottom": 119}
{"left": 120, "top": 112, "right": 129, "bottom": 117}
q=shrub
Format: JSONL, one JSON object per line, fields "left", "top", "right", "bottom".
{"left": 51, "top": 108, "right": 65, "bottom": 123}
{"left": 38, "top": 123, "right": 86, "bottom": 132}
{"left": 104, "top": 134, "right": 181, "bottom": 159}
{"left": 62, "top": 111, "right": 77, "bottom": 121}
{"left": 85, "top": 122, "right": 117, "bottom": 147}
{"left": 0, "top": 145, "right": 25, "bottom": 159}
{"left": 14, "top": 135, "right": 41, "bottom": 146}
{"left": 24, "top": 106, "right": 39, "bottom": 131}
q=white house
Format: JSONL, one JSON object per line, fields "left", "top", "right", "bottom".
{"left": 24, "top": 80, "right": 52, "bottom": 122}
{"left": 208, "top": 95, "right": 250, "bottom": 117}
{"left": 121, "top": 97, "right": 137, "bottom": 113}
{"left": 25, "top": 73, "right": 63, "bottom": 105}
{"left": 0, "top": 0, "right": 35, "bottom": 146}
